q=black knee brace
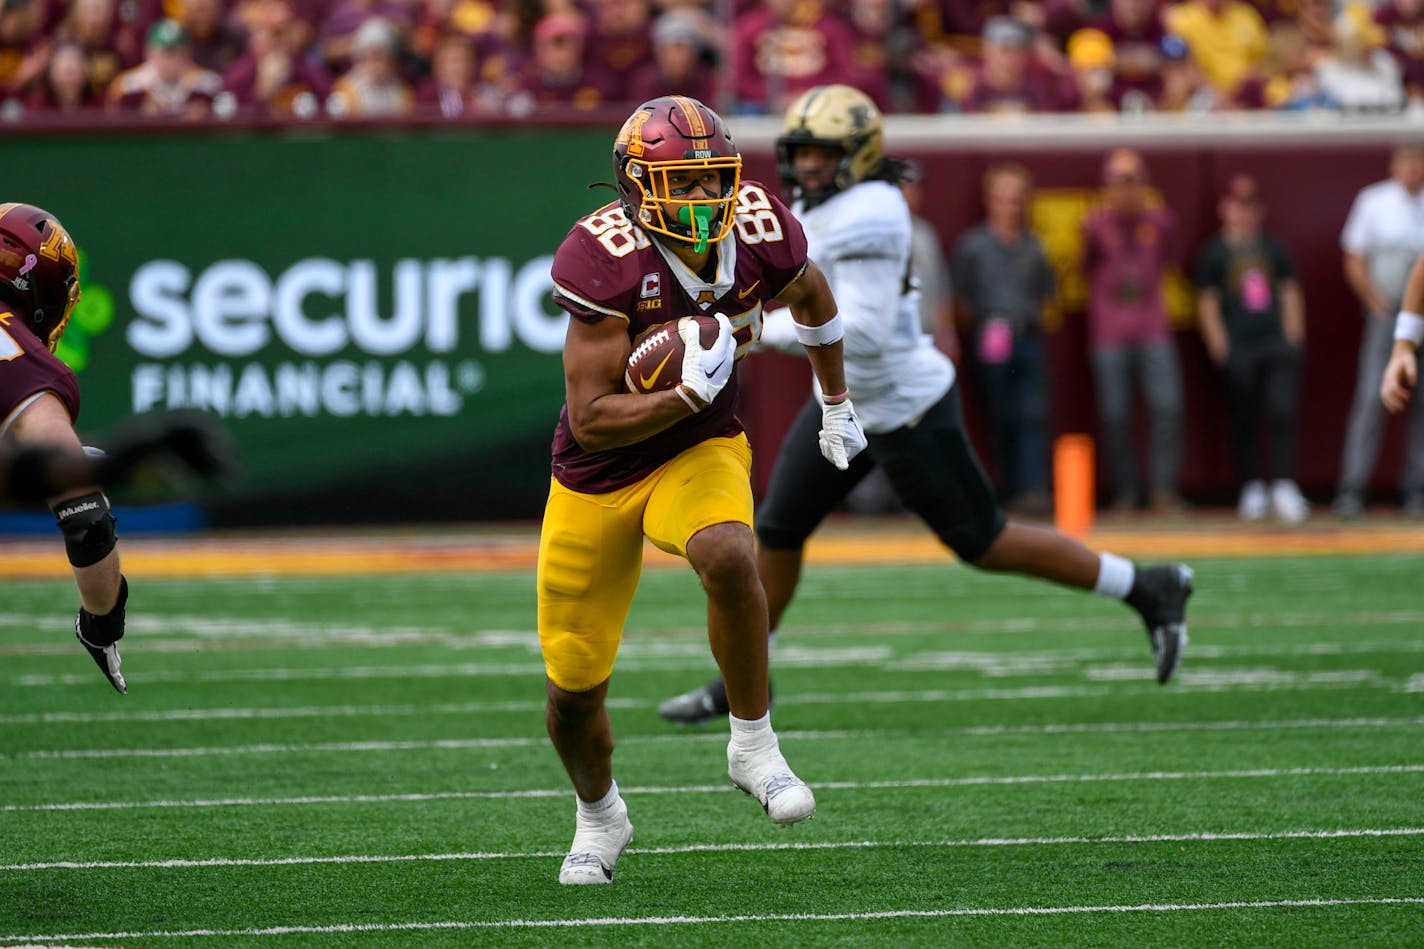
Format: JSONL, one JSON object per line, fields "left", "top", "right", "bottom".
{"left": 53, "top": 491, "right": 117, "bottom": 567}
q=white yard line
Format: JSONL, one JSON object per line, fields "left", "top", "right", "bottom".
{"left": 4, "top": 765, "right": 1421, "bottom": 812}
{"left": 3, "top": 897, "right": 1423, "bottom": 943}
{"left": 4, "top": 827, "right": 1422, "bottom": 872}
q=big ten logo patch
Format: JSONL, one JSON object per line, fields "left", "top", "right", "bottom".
{"left": 1033, "top": 189, "right": 1196, "bottom": 332}
{"left": 638, "top": 272, "right": 662, "bottom": 311}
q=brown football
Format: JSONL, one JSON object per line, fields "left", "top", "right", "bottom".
{"left": 624, "top": 316, "right": 720, "bottom": 394}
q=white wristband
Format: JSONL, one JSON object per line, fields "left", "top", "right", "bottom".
{"left": 793, "top": 313, "right": 843, "bottom": 347}
{"left": 1396, "top": 311, "right": 1424, "bottom": 345}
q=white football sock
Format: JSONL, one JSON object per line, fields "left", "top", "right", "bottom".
{"left": 729, "top": 711, "right": 772, "bottom": 747}
{"left": 576, "top": 780, "right": 621, "bottom": 821}
{"left": 1093, "top": 552, "right": 1135, "bottom": 599}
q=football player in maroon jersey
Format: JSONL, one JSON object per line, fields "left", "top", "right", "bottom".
{"left": 539, "top": 95, "right": 867, "bottom": 884}
{"left": 0, "top": 202, "right": 129, "bottom": 694}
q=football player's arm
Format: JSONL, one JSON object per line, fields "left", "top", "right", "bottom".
{"left": 772, "top": 259, "right": 848, "bottom": 398}
{"left": 1382, "top": 253, "right": 1424, "bottom": 413}
{"left": 773, "top": 258, "right": 867, "bottom": 470}
{"left": 7, "top": 393, "right": 128, "bottom": 693}
{"left": 561, "top": 316, "right": 700, "bottom": 452}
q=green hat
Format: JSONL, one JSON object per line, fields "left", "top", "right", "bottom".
{"left": 147, "top": 18, "right": 189, "bottom": 49}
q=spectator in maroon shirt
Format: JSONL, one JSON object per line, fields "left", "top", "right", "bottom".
{"left": 24, "top": 37, "right": 103, "bottom": 114}
{"left": 625, "top": 8, "right": 718, "bottom": 107}
{"left": 1079, "top": 148, "right": 1186, "bottom": 513}
{"left": 223, "top": 0, "right": 331, "bottom": 117}
{"left": 415, "top": 29, "right": 501, "bottom": 117}
{"left": 319, "top": 0, "right": 414, "bottom": 73}
{"left": 955, "top": 15, "right": 1077, "bottom": 113}
{"left": 729, "top": 0, "right": 860, "bottom": 114}
{"left": 586, "top": 0, "right": 652, "bottom": 104}
{"left": 180, "top": 0, "right": 248, "bottom": 74}
{"left": 56, "top": 0, "right": 140, "bottom": 99}
{"left": 1070, "top": 0, "right": 1168, "bottom": 109}
{"left": 511, "top": 12, "right": 622, "bottom": 112}
{"left": 0, "top": 0, "right": 49, "bottom": 100}
{"left": 1375, "top": 0, "right": 1424, "bottom": 101}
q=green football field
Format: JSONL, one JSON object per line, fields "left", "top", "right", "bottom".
{"left": 2, "top": 552, "right": 1422, "bottom": 946}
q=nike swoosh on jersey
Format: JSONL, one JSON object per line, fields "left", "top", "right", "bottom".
{"left": 639, "top": 350, "right": 675, "bottom": 389}
{"left": 738, "top": 280, "right": 761, "bottom": 299}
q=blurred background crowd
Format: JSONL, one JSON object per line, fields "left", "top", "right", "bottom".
{"left": 1, "top": 0, "right": 1422, "bottom": 122}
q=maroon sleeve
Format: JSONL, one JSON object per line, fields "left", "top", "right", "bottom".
{"left": 549, "top": 204, "right": 642, "bottom": 324}
{"left": 738, "top": 181, "right": 809, "bottom": 299}
{"left": 0, "top": 315, "right": 81, "bottom": 426}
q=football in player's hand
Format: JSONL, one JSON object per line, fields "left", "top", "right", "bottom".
{"left": 624, "top": 316, "right": 720, "bottom": 394}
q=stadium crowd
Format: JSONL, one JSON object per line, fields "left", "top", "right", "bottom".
{"left": 0, "top": 0, "right": 1419, "bottom": 122}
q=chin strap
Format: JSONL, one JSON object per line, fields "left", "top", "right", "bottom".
{"left": 677, "top": 205, "right": 716, "bottom": 253}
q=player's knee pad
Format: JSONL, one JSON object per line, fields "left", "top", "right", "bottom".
{"left": 52, "top": 491, "right": 117, "bottom": 568}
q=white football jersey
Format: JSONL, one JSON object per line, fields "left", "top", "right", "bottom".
{"left": 763, "top": 179, "right": 955, "bottom": 433}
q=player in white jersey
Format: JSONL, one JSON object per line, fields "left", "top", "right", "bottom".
{"left": 660, "top": 85, "right": 1196, "bottom": 725}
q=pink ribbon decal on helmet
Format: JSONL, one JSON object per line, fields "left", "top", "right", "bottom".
{"left": 18, "top": 253, "right": 36, "bottom": 276}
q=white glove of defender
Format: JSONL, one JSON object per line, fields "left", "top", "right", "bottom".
{"left": 676, "top": 313, "right": 735, "bottom": 411}
{"left": 818, "top": 397, "right": 867, "bottom": 470}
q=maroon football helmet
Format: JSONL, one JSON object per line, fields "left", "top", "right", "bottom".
{"left": 0, "top": 202, "right": 81, "bottom": 352}
{"left": 612, "top": 96, "right": 742, "bottom": 249}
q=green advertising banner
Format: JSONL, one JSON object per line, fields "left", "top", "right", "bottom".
{"left": 12, "top": 127, "right": 614, "bottom": 525}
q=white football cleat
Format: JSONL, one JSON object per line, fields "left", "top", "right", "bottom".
{"left": 728, "top": 733, "right": 815, "bottom": 826}
{"left": 558, "top": 797, "right": 634, "bottom": 885}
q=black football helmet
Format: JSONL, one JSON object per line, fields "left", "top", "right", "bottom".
{"left": 612, "top": 95, "right": 742, "bottom": 249}
{"left": 0, "top": 203, "right": 81, "bottom": 352}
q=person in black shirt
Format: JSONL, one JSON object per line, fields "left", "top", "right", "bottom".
{"left": 1194, "top": 174, "right": 1308, "bottom": 523}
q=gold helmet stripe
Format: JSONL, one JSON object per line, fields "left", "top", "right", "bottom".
{"left": 671, "top": 95, "right": 708, "bottom": 149}
{"left": 0, "top": 203, "right": 18, "bottom": 222}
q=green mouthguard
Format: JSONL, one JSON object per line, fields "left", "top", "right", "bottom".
{"left": 677, "top": 205, "right": 716, "bottom": 253}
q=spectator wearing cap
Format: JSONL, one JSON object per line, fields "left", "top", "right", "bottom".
{"left": 1164, "top": 0, "right": 1268, "bottom": 98}
{"left": 950, "top": 162, "right": 1056, "bottom": 516}
{"left": 107, "top": 18, "right": 222, "bottom": 117}
{"left": 1080, "top": 148, "right": 1186, "bottom": 514}
{"left": 319, "top": 0, "right": 414, "bottom": 74}
{"left": 625, "top": 8, "right": 718, "bottom": 106}
{"left": 223, "top": 0, "right": 332, "bottom": 118}
{"left": 512, "top": 12, "right": 622, "bottom": 112}
{"left": 327, "top": 17, "right": 414, "bottom": 117}
{"left": 1156, "top": 32, "right": 1222, "bottom": 111}
{"left": 1194, "top": 174, "right": 1308, "bottom": 523}
{"left": 728, "top": 0, "right": 859, "bottom": 115}
{"left": 1069, "top": 0, "right": 1166, "bottom": 111}
{"left": 953, "top": 14, "right": 1077, "bottom": 112}
{"left": 1333, "top": 144, "right": 1424, "bottom": 518}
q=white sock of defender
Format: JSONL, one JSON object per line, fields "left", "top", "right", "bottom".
{"left": 729, "top": 711, "right": 773, "bottom": 748}
{"left": 576, "top": 780, "right": 621, "bottom": 821}
{"left": 1093, "top": 552, "right": 1135, "bottom": 599}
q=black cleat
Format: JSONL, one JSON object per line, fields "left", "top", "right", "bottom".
{"left": 657, "top": 676, "right": 730, "bottom": 725}
{"left": 657, "top": 677, "right": 775, "bottom": 725}
{"left": 1126, "top": 564, "right": 1194, "bottom": 685}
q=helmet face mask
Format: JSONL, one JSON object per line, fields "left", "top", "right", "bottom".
{"left": 0, "top": 203, "right": 81, "bottom": 352}
{"left": 776, "top": 85, "right": 884, "bottom": 204}
{"left": 614, "top": 96, "right": 742, "bottom": 251}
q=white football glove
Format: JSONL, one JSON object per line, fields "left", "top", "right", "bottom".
{"left": 676, "top": 313, "right": 735, "bottom": 411}
{"left": 818, "top": 397, "right": 868, "bottom": 470}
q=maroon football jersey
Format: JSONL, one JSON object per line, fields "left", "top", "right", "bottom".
{"left": 0, "top": 309, "right": 80, "bottom": 434}
{"left": 549, "top": 179, "right": 808, "bottom": 493}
